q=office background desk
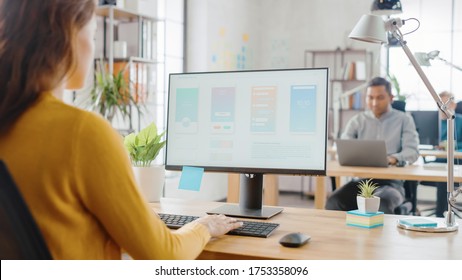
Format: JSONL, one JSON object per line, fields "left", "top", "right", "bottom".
{"left": 152, "top": 200, "right": 461, "bottom": 260}
{"left": 420, "top": 149, "right": 462, "bottom": 159}
{"left": 228, "top": 160, "right": 462, "bottom": 209}
{"left": 330, "top": 147, "right": 462, "bottom": 159}
{"left": 419, "top": 150, "right": 462, "bottom": 163}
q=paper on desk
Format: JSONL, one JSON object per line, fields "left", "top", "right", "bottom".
{"left": 178, "top": 166, "right": 204, "bottom": 191}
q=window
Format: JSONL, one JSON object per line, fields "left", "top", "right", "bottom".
{"left": 388, "top": 0, "right": 462, "bottom": 110}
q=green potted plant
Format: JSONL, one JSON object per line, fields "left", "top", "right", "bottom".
{"left": 356, "top": 179, "right": 380, "bottom": 213}
{"left": 388, "top": 74, "right": 404, "bottom": 101}
{"left": 89, "top": 60, "right": 140, "bottom": 125}
{"left": 124, "top": 122, "right": 166, "bottom": 202}
{"left": 387, "top": 74, "right": 407, "bottom": 112}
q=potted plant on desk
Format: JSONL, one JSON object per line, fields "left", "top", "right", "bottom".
{"left": 356, "top": 179, "right": 380, "bottom": 213}
{"left": 124, "top": 122, "right": 166, "bottom": 202}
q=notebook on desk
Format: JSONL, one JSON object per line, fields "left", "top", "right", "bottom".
{"left": 336, "top": 139, "right": 389, "bottom": 167}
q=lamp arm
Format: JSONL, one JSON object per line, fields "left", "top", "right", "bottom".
{"left": 391, "top": 27, "right": 457, "bottom": 227}
{"left": 334, "top": 82, "right": 369, "bottom": 102}
{"left": 435, "top": 57, "right": 462, "bottom": 72}
{"left": 446, "top": 118, "right": 457, "bottom": 226}
{"left": 391, "top": 30, "right": 452, "bottom": 118}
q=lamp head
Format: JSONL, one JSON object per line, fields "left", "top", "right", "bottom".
{"left": 428, "top": 50, "right": 440, "bottom": 59}
{"left": 349, "top": 14, "right": 387, "bottom": 44}
{"left": 371, "top": 0, "right": 403, "bottom": 16}
{"left": 349, "top": 14, "right": 404, "bottom": 45}
{"left": 414, "top": 50, "right": 441, "bottom": 66}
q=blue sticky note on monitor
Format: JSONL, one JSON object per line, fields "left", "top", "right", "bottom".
{"left": 178, "top": 166, "right": 204, "bottom": 191}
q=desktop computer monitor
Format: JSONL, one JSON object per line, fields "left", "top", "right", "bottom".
{"left": 165, "top": 68, "right": 329, "bottom": 219}
{"left": 410, "top": 110, "right": 440, "bottom": 146}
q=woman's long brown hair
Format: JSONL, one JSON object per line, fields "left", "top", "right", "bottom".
{"left": 0, "top": 0, "right": 96, "bottom": 134}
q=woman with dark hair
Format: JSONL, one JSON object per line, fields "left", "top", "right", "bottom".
{"left": 0, "top": 0, "right": 241, "bottom": 259}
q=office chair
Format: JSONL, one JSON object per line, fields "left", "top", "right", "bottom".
{"left": 418, "top": 174, "right": 461, "bottom": 218}
{"left": 391, "top": 100, "right": 406, "bottom": 112}
{"left": 0, "top": 160, "right": 53, "bottom": 260}
{"left": 394, "top": 180, "right": 418, "bottom": 215}
{"left": 455, "top": 101, "right": 462, "bottom": 114}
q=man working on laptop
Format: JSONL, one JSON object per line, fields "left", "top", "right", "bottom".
{"left": 326, "top": 77, "right": 419, "bottom": 214}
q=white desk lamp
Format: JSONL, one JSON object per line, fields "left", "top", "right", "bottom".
{"left": 415, "top": 50, "right": 462, "bottom": 72}
{"left": 349, "top": 14, "right": 459, "bottom": 232}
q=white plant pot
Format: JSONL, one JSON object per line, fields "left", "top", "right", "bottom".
{"left": 132, "top": 165, "right": 165, "bottom": 202}
{"left": 356, "top": 196, "right": 380, "bottom": 213}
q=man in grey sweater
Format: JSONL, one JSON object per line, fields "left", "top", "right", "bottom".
{"left": 326, "top": 77, "right": 419, "bottom": 214}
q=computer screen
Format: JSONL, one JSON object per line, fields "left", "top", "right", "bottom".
{"left": 165, "top": 68, "right": 329, "bottom": 218}
{"left": 410, "top": 110, "right": 439, "bottom": 146}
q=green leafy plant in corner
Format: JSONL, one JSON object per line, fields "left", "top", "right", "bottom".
{"left": 89, "top": 60, "right": 140, "bottom": 123}
{"left": 388, "top": 74, "right": 406, "bottom": 102}
{"left": 124, "top": 122, "right": 166, "bottom": 167}
{"left": 357, "top": 179, "right": 379, "bottom": 198}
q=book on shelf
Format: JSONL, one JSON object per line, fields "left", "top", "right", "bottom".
{"left": 347, "top": 90, "right": 363, "bottom": 110}
{"left": 352, "top": 91, "right": 363, "bottom": 109}
{"left": 342, "top": 62, "right": 356, "bottom": 80}
{"left": 346, "top": 210, "right": 384, "bottom": 228}
{"left": 355, "top": 61, "right": 366, "bottom": 81}
{"left": 341, "top": 61, "right": 366, "bottom": 81}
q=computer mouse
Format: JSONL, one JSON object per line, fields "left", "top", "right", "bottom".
{"left": 279, "top": 232, "right": 311, "bottom": 248}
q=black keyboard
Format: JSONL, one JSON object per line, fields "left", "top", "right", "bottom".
{"left": 158, "top": 213, "right": 279, "bottom": 238}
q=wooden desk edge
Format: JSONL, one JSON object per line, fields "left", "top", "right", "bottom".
{"left": 151, "top": 201, "right": 461, "bottom": 260}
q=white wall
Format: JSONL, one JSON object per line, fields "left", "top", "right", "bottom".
{"left": 186, "top": 0, "right": 378, "bottom": 71}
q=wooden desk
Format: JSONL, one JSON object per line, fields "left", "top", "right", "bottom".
{"left": 315, "top": 160, "right": 462, "bottom": 209}
{"left": 328, "top": 147, "right": 462, "bottom": 159}
{"left": 152, "top": 200, "right": 462, "bottom": 260}
{"left": 419, "top": 149, "right": 462, "bottom": 159}
{"left": 228, "top": 161, "right": 462, "bottom": 210}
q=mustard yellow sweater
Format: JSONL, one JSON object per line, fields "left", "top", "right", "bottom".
{"left": 0, "top": 93, "right": 210, "bottom": 259}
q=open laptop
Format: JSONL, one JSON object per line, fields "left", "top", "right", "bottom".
{"left": 336, "top": 139, "right": 389, "bottom": 167}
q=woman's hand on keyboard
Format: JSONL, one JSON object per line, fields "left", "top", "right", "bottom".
{"left": 195, "top": 214, "right": 243, "bottom": 237}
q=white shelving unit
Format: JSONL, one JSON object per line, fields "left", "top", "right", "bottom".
{"left": 95, "top": 5, "right": 165, "bottom": 133}
{"left": 304, "top": 49, "right": 373, "bottom": 139}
